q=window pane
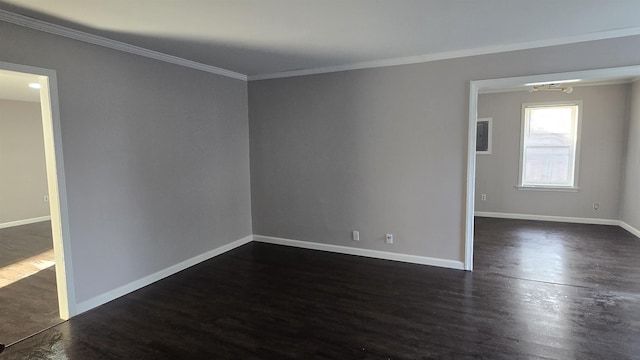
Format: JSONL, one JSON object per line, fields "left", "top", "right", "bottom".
{"left": 527, "top": 107, "right": 572, "bottom": 146}
{"left": 524, "top": 146, "right": 571, "bottom": 185}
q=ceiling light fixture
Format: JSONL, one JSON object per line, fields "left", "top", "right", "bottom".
{"left": 524, "top": 79, "right": 581, "bottom": 86}
{"left": 28, "top": 83, "right": 41, "bottom": 89}
{"left": 529, "top": 84, "right": 573, "bottom": 94}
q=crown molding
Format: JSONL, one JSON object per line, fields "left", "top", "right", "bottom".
{"left": 248, "top": 27, "right": 640, "bottom": 81}
{"left": 4, "top": 8, "right": 640, "bottom": 83}
{"left": 0, "top": 9, "right": 248, "bottom": 81}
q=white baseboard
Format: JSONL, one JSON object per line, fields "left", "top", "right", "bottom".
{"left": 253, "top": 235, "right": 465, "bottom": 270}
{"left": 76, "top": 234, "right": 464, "bottom": 315}
{"left": 475, "top": 211, "right": 640, "bottom": 239}
{"left": 0, "top": 216, "right": 51, "bottom": 229}
{"left": 619, "top": 221, "right": 640, "bottom": 238}
{"left": 75, "top": 235, "right": 253, "bottom": 314}
{"left": 71, "top": 218, "right": 639, "bottom": 316}
{"left": 474, "top": 211, "right": 619, "bottom": 225}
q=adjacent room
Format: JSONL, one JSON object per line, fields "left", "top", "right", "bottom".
{"left": 0, "top": 1, "right": 639, "bottom": 358}
{"left": 473, "top": 79, "right": 640, "bottom": 305}
{"left": 0, "top": 71, "right": 61, "bottom": 346}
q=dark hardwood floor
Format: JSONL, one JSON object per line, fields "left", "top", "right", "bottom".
{"left": 0, "top": 222, "right": 60, "bottom": 346}
{"left": 474, "top": 218, "right": 640, "bottom": 292}
{"left": 2, "top": 218, "right": 640, "bottom": 359}
{"left": 0, "top": 222, "right": 54, "bottom": 268}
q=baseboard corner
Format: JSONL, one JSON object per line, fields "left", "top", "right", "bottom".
{"left": 474, "top": 211, "right": 618, "bottom": 226}
{"left": 618, "top": 221, "right": 640, "bottom": 238}
{"left": 75, "top": 235, "right": 253, "bottom": 315}
{"left": 253, "top": 235, "right": 464, "bottom": 270}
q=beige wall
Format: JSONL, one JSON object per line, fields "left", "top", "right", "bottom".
{"left": 1, "top": 20, "right": 252, "bottom": 304}
{"left": 249, "top": 35, "right": 640, "bottom": 263}
{"left": 0, "top": 99, "right": 49, "bottom": 224}
{"left": 622, "top": 80, "right": 640, "bottom": 229}
{"left": 475, "top": 84, "right": 629, "bottom": 219}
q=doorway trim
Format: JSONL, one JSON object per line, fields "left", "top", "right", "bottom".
{"left": 464, "top": 64, "right": 640, "bottom": 271}
{"left": 0, "top": 61, "right": 76, "bottom": 318}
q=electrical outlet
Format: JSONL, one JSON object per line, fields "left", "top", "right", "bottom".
{"left": 352, "top": 231, "right": 360, "bottom": 241}
{"left": 593, "top": 202, "right": 600, "bottom": 211}
{"left": 481, "top": 194, "right": 487, "bottom": 201}
{"left": 43, "top": 195, "right": 49, "bottom": 203}
{"left": 385, "top": 233, "right": 393, "bottom": 244}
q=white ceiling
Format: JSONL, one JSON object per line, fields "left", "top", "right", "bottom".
{"left": 2, "top": 0, "right": 640, "bottom": 78}
{"left": 0, "top": 70, "right": 41, "bottom": 102}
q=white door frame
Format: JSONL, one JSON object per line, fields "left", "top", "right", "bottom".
{"left": 1, "top": 61, "right": 76, "bottom": 318}
{"left": 464, "top": 64, "right": 640, "bottom": 271}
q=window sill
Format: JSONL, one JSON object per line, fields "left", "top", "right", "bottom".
{"left": 515, "top": 185, "right": 579, "bottom": 192}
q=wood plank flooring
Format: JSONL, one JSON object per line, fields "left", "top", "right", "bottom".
{"left": 0, "top": 222, "right": 54, "bottom": 268}
{"left": 473, "top": 218, "right": 640, "bottom": 291}
{"left": 0, "top": 222, "right": 60, "bottom": 346}
{"left": 2, "top": 218, "right": 640, "bottom": 359}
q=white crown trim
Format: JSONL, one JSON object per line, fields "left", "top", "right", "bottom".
{"left": 248, "top": 27, "right": 640, "bottom": 81}
{"left": 0, "top": 9, "right": 248, "bottom": 81}
{"left": 4, "top": 8, "right": 640, "bottom": 82}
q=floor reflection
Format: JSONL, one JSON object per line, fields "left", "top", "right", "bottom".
{"left": 516, "top": 227, "right": 567, "bottom": 284}
{"left": 0, "top": 249, "right": 55, "bottom": 288}
{"left": 2, "top": 325, "right": 70, "bottom": 360}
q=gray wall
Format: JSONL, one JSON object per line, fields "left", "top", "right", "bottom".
{"left": 249, "top": 35, "right": 640, "bottom": 263}
{"left": 1, "top": 21, "right": 252, "bottom": 303}
{"left": 475, "top": 84, "right": 629, "bottom": 219}
{"left": 0, "top": 99, "right": 49, "bottom": 224}
{"left": 622, "top": 80, "right": 640, "bottom": 229}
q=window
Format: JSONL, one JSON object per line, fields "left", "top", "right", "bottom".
{"left": 519, "top": 102, "right": 581, "bottom": 189}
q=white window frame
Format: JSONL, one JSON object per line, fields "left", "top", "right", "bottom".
{"left": 517, "top": 101, "right": 582, "bottom": 191}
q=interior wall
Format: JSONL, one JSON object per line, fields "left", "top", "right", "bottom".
{"left": 249, "top": 35, "right": 640, "bottom": 263}
{"left": 1, "top": 20, "right": 252, "bottom": 304}
{"left": 622, "top": 80, "right": 640, "bottom": 230}
{"left": 475, "top": 84, "right": 629, "bottom": 220}
{"left": 0, "top": 99, "right": 49, "bottom": 224}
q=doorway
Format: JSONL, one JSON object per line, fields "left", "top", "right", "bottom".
{"left": 464, "top": 64, "right": 640, "bottom": 271}
{"left": 0, "top": 62, "right": 75, "bottom": 349}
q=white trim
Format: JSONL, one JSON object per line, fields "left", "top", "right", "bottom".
{"left": 253, "top": 235, "right": 465, "bottom": 270}
{"left": 40, "top": 67, "right": 77, "bottom": 319}
{"left": 4, "top": 8, "right": 640, "bottom": 83}
{"left": 57, "top": 218, "right": 640, "bottom": 316}
{"left": 474, "top": 211, "right": 619, "bottom": 225}
{"left": 465, "top": 65, "right": 640, "bottom": 272}
{"left": 76, "top": 235, "right": 253, "bottom": 314}
{"left": 619, "top": 221, "right": 640, "bottom": 238}
{"left": 465, "top": 82, "right": 479, "bottom": 271}
{"left": 0, "top": 216, "right": 51, "bottom": 229}
{"left": 248, "top": 27, "right": 640, "bottom": 81}
{"left": 515, "top": 185, "right": 579, "bottom": 192}
{"left": 76, "top": 233, "right": 469, "bottom": 314}
{"left": 0, "top": 10, "right": 247, "bottom": 81}
{"left": 475, "top": 212, "right": 640, "bottom": 239}
{"left": 0, "top": 60, "right": 77, "bottom": 319}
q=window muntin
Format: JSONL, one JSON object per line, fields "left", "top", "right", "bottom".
{"left": 520, "top": 103, "right": 580, "bottom": 188}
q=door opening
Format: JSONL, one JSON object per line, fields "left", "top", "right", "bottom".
{"left": 0, "top": 61, "right": 75, "bottom": 350}
{"left": 465, "top": 64, "right": 640, "bottom": 271}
